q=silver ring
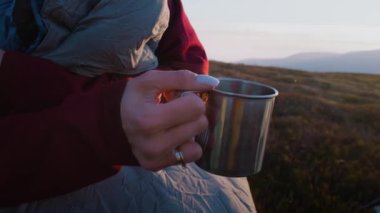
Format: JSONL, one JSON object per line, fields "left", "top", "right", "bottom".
{"left": 173, "top": 149, "right": 186, "bottom": 167}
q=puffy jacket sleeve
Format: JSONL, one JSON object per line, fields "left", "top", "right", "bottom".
{"left": 0, "top": 51, "right": 138, "bottom": 206}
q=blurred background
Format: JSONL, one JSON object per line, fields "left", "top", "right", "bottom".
{"left": 183, "top": 0, "right": 380, "bottom": 67}
{"left": 183, "top": 0, "right": 380, "bottom": 212}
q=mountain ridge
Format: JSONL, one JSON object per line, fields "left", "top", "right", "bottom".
{"left": 239, "top": 49, "right": 380, "bottom": 74}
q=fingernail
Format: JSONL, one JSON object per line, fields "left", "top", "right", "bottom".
{"left": 196, "top": 75, "right": 220, "bottom": 87}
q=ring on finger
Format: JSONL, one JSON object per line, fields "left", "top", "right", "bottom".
{"left": 173, "top": 149, "right": 186, "bottom": 167}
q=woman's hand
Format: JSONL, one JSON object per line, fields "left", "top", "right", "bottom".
{"left": 120, "top": 70, "right": 219, "bottom": 171}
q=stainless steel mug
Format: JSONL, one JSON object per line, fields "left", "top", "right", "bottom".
{"left": 195, "top": 77, "right": 279, "bottom": 177}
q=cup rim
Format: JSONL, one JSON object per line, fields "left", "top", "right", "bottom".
{"left": 213, "top": 77, "right": 279, "bottom": 99}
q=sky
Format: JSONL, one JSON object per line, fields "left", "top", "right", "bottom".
{"left": 182, "top": 0, "right": 380, "bottom": 62}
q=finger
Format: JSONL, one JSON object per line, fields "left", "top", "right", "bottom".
{"left": 168, "top": 140, "right": 203, "bottom": 165}
{"left": 130, "top": 113, "right": 207, "bottom": 162}
{"left": 158, "top": 114, "right": 208, "bottom": 152}
{"left": 130, "top": 93, "right": 205, "bottom": 135}
{"left": 162, "top": 90, "right": 179, "bottom": 102}
{"left": 139, "top": 139, "right": 203, "bottom": 171}
{"left": 160, "top": 140, "right": 203, "bottom": 168}
{"left": 137, "top": 70, "right": 219, "bottom": 92}
{"left": 175, "top": 140, "right": 203, "bottom": 164}
{"left": 155, "top": 93, "right": 206, "bottom": 130}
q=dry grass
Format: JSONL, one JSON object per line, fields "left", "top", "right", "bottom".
{"left": 209, "top": 61, "right": 380, "bottom": 212}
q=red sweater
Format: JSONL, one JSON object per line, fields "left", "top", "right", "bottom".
{"left": 0, "top": 0, "right": 208, "bottom": 207}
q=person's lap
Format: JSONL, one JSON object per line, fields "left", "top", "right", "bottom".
{"left": 1, "top": 163, "right": 256, "bottom": 213}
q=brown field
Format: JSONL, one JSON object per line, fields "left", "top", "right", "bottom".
{"left": 209, "top": 61, "right": 380, "bottom": 212}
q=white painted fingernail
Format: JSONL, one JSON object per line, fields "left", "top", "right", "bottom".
{"left": 196, "top": 75, "right": 220, "bottom": 87}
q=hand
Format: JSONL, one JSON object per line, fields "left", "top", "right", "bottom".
{"left": 120, "top": 70, "right": 219, "bottom": 171}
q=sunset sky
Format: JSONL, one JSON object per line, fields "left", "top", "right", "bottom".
{"left": 182, "top": 0, "right": 380, "bottom": 62}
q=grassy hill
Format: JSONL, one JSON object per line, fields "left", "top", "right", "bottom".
{"left": 209, "top": 61, "right": 380, "bottom": 212}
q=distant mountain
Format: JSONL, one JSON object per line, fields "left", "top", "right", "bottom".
{"left": 239, "top": 50, "right": 380, "bottom": 74}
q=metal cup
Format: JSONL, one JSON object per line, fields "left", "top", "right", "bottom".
{"left": 195, "top": 77, "right": 279, "bottom": 177}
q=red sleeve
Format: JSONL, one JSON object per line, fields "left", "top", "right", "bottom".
{"left": 156, "top": 0, "right": 209, "bottom": 75}
{"left": 0, "top": 52, "right": 138, "bottom": 206}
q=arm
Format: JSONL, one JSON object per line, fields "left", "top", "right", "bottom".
{"left": 0, "top": 51, "right": 138, "bottom": 206}
{"left": 0, "top": 0, "right": 211, "bottom": 205}
{"left": 156, "top": 0, "right": 209, "bottom": 75}
{"left": 0, "top": 51, "right": 216, "bottom": 206}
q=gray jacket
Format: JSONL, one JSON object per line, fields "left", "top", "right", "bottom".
{"left": 32, "top": 0, "right": 169, "bottom": 76}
